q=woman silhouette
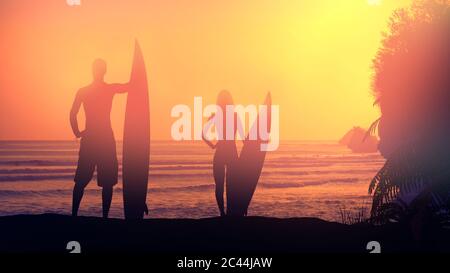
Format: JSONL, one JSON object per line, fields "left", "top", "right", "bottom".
{"left": 202, "top": 90, "right": 239, "bottom": 216}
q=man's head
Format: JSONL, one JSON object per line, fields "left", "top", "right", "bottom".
{"left": 92, "top": 58, "right": 107, "bottom": 82}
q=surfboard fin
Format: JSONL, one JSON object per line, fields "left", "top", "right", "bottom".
{"left": 144, "top": 203, "right": 149, "bottom": 215}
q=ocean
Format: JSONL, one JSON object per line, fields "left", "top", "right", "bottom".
{"left": 0, "top": 140, "right": 384, "bottom": 221}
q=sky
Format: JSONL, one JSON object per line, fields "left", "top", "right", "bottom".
{"left": 0, "top": 0, "right": 413, "bottom": 140}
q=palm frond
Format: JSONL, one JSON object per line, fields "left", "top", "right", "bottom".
{"left": 373, "top": 98, "right": 380, "bottom": 106}
{"left": 363, "top": 117, "right": 381, "bottom": 142}
{"left": 369, "top": 144, "right": 431, "bottom": 222}
{"left": 369, "top": 141, "right": 450, "bottom": 224}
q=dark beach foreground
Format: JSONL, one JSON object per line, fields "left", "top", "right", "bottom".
{"left": 0, "top": 214, "right": 449, "bottom": 253}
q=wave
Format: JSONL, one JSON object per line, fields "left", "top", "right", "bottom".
{"left": 0, "top": 158, "right": 382, "bottom": 172}
{"left": 0, "top": 160, "right": 77, "bottom": 166}
{"left": 0, "top": 141, "right": 78, "bottom": 149}
{"left": 0, "top": 172, "right": 215, "bottom": 182}
{"left": 0, "top": 175, "right": 75, "bottom": 182}
{"left": 262, "top": 169, "right": 379, "bottom": 176}
{"left": 269, "top": 157, "right": 384, "bottom": 165}
{"left": 0, "top": 159, "right": 212, "bottom": 167}
{"left": 0, "top": 170, "right": 376, "bottom": 182}
{"left": 0, "top": 178, "right": 360, "bottom": 198}
{"left": 259, "top": 178, "right": 359, "bottom": 188}
{"left": 0, "top": 168, "right": 76, "bottom": 174}
{"left": 0, "top": 165, "right": 211, "bottom": 175}
{"left": 0, "top": 160, "right": 348, "bottom": 169}
{"left": 150, "top": 184, "right": 214, "bottom": 193}
{"left": 0, "top": 184, "right": 215, "bottom": 197}
{"left": 0, "top": 189, "right": 73, "bottom": 197}
{"left": 0, "top": 150, "right": 79, "bottom": 156}
{"left": 0, "top": 166, "right": 378, "bottom": 182}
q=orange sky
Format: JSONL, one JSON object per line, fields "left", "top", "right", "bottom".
{"left": 0, "top": 0, "right": 412, "bottom": 140}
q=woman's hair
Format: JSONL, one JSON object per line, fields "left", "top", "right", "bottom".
{"left": 216, "top": 90, "right": 234, "bottom": 110}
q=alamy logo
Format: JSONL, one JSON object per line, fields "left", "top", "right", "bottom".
{"left": 171, "top": 97, "right": 280, "bottom": 151}
{"left": 366, "top": 241, "right": 381, "bottom": 253}
{"left": 66, "top": 241, "right": 81, "bottom": 253}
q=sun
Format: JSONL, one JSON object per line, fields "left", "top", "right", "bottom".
{"left": 367, "top": 0, "right": 382, "bottom": 5}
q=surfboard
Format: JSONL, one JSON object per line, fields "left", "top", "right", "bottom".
{"left": 122, "top": 40, "right": 150, "bottom": 220}
{"left": 226, "top": 93, "right": 272, "bottom": 216}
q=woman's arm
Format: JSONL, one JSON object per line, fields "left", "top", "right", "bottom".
{"left": 202, "top": 113, "right": 217, "bottom": 149}
{"left": 202, "top": 133, "right": 216, "bottom": 149}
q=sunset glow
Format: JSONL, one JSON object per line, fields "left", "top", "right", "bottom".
{"left": 368, "top": 0, "right": 383, "bottom": 6}
{"left": 1, "top": 0, "right": 450, "bottom": 256}
{"left": 0, "top": 0, "right": 412, "bottom": 140}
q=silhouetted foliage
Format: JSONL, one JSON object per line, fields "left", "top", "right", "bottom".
{"left": 369, "top": 0, "right": 450, "bottom": 223}
{"left": 338, "top": 202, "right": 370, "bottom": 225}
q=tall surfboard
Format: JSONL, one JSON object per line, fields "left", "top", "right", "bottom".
{"left": 227, "top": 93, "right": 272, "bottom": 216}
{"left": 122, "top": 40, "right": 150, "bottom": 220}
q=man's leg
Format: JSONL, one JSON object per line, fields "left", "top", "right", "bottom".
{"left": 102, "top": 186, "right": 113, "bottom": 218}
{"left": 98, "top": 135, "right": 118, "bottom": 219}
{"left": 72, "top": 182, "right": 87, "bottom": 216}
{"left": 73, "top": 137, "right": 95, "bottom": 217}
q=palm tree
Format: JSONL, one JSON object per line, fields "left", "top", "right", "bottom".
{"left": 368, "top": 0, "right": 450, "bottom": 224}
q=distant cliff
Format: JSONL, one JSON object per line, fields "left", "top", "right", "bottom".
{"left": 340, "top": 127, "right": 378, "bottom": 153}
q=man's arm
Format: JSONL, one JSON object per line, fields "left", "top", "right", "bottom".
{"left": 110, "top": 82, "right": 130, "bottom": 94}
{"left": 70, "top": 90, "right": 83, "bottom": 138}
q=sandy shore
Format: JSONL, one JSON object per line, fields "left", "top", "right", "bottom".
{"left": 0, "top": 214, "right": 449, "bottom": 253}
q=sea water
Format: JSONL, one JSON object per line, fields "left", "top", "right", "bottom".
{"left": 0, "top": 140, "right": 384, "bottom": 221}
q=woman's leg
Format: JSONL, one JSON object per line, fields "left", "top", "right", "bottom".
{"left": 213, "top": 162, "right": 226, "bottom": 216}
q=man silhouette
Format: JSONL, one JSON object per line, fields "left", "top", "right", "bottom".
{"left": 70, "top": 58, "right": 129, "bottom": 218}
